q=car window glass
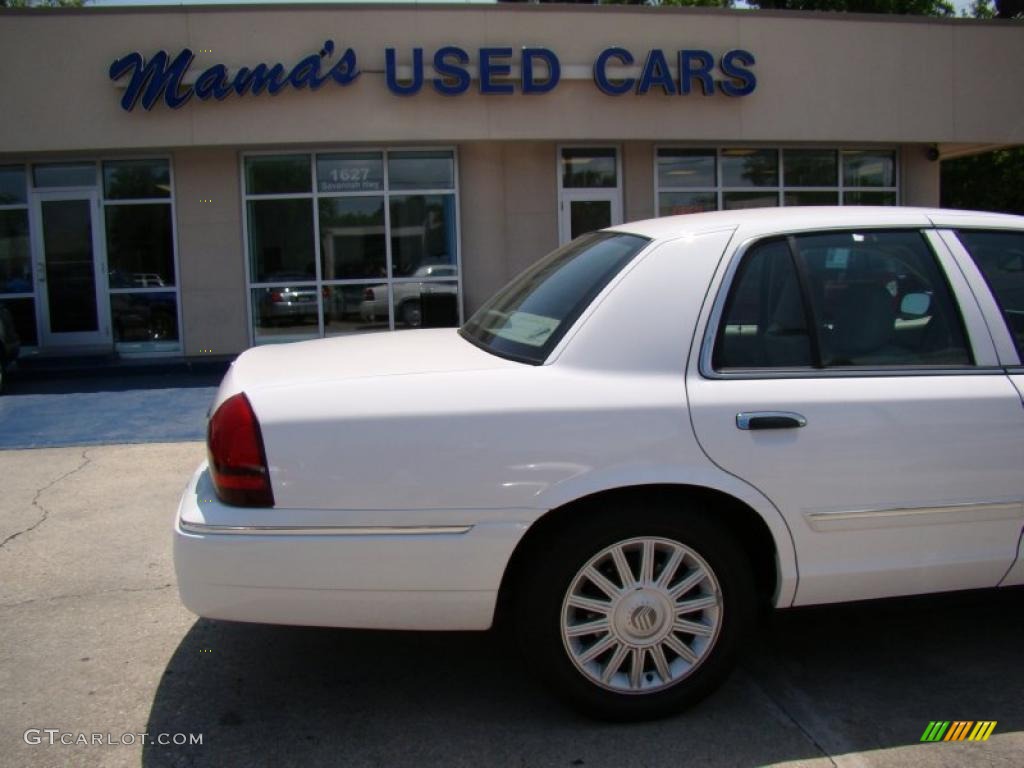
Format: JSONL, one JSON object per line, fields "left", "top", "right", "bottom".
{"left": 955, "top": 230, "right": 1024, "bottom": 361}
{"left": 714, "top": 230, "right": 972, "bottom": 371}
{"left": 461, "top": 232, "right": 648, "bottom": 365}
{"left": 795, "top": 231, "right": 970, "bottom": 367}
{"left": 714, "top": 239, "right": 813, "bottom": 369}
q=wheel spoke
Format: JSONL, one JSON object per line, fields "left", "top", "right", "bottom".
{"left": 664, "top": 634, "right": 699, "bottom": 665}
{"left": 584, "top": 566, "right": 621, "bottom": 600}
{"left": 577, "top": 633, "right": 616, "bottom": 665}
{"left": 567, "top": 594, "right": 613, "bottom": 615}
{"left": 640, "top": 540, "right": 656, "bottom": 584}
{"left": 602, "top": 642, "right": 630, "bottom": 684}
{"left": 668, "top": 568, "right": 706, "bottom": 600}
{"left": 650, "top": 644, "right": 672, "bottom": 683}
{"left": 565, "top": 618, "right": 610, "bottom": 637}
{"left": 675, "top": 595, "right": 718, "bottom": 614}
{"left": 672, "top": 617, "right": 713, "bottom": 637}
{"left": 655, "top": 547, "right": 685, "bottom": 590}
{"left": 628, "top": 648, "right": 644, "bottom": 690}
{"left": 611, "top": 546, "right": 636, "bottom": 589}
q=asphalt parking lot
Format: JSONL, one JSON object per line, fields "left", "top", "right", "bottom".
{"left": 1, "top": 375, "right": 1022, "bottom": 767}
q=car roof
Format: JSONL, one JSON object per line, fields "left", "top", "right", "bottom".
{"left": 608, "top": 207, "right": 1024, "bottom": 242}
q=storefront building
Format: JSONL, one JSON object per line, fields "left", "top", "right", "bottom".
{"left": 0, "top": 4, "right": 1021, "bottom": 359}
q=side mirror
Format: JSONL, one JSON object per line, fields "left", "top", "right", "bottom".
{"left": 900, "top": 292, "right": 931, "bottom": 317}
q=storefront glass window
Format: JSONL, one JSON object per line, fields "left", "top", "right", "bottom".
{"left": 723, "top": 191, "right": 780, "bottom": 209}
{"left": 0, "top": 209, "right": 32, "bottom": 293}
{"left": 658, "top": 191, "right": 717, "bottom": 217}
{"left": 2, "top": 297, "right": 37, "bottom": 346}
{"left": 105, "top": 204, "right": 175, "bottom": 287}
{"left": 844, "top": 190, "right": 898, "bottom": 206}
{"left": 843, "top": 150, "right": 896, "bottom": 188}
{"left": 246, "top": 155, "right": 311, "bottom": 195}
{"left": 721, "top": 149, "right": 778, "bottom": 188}
{"left": 0, "top": 166, "right": 27, "bottom": 205}
{"left": 101, "top": 158, "right": 180, "bottom": 353}
{"left": 32, "top": 163, "right": 97, "bottom": 188}
{"left": 657, "top": 149, "right": 716, "bottom": 189}
{"left": 388, "top": 151, "right": 454, "bottom": 191}
{"left": 317, "top": 153, "right": 383, "bottom": 193}
{"left": 783, "top": 150, "right": 838, "bottom": 187}
{"left": 655, "top": 147, "right": 899, "bottom": 215}
{"left": 247, "top": 199, "right": 316, "bottom": 283}
{"left": 784, "top": 191, "right": 840, "bottom": 206}
{"left": 562, "top": 148, "right": 617, "bottom": 189}
{"left": 245, "top": 149, "right": 460, "bottom": 344}
{"left": 103, "top": 159, "right": 172, "bottom": 200}
{"left": 0, "top": 166, "right": 36, "bottom": 347}
{"left": 389, "top": 194, "right": 458, "bottom": 277}
{"left": 111, "top": 291, "right": 178, "bottom": 344}
{"left": 318, "top": 197, "right": 386, "bottom": 280}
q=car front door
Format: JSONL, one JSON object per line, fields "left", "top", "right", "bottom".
{"left": 686, "top": 227, "right": 1024, "bottom": 606}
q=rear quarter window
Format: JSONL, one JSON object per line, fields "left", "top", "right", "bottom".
{"left": 955, "top": 230, "right": 1024, "bottom": 361}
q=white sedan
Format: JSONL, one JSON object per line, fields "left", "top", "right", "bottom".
{"left": 175, "top": 207, "right": 1024, "bottom": 720}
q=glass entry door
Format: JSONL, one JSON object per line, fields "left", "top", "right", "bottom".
{"left": 31, "top": 191, "right": 111, "bottom": 348}
{"left": 560, "top": 191, "right": 622, "bottom": 244}
{"left": 558, "top": 146, "right": 623, "bottom": 245}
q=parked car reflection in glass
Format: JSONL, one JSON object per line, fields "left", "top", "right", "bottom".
{"left": 360, "top": 265, "right": 458, "bottom": 328}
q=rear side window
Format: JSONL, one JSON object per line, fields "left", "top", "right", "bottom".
{"left": 714, "top": 230, "right": 972, "bottom": 371}
{"left": 460, "top": 232, "right": 649, "bottom": 365}
{"left": 955, "top": 230, "right": 1024, "bottom": 361}
{"left": 714, "top": 240, "right": 813, "bottom": 369}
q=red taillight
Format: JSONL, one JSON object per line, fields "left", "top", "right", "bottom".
{"left": 269, "top": 290, "right": 283, "bottom": 303}
{"left": 207, "top": 392, "right": 275, "bottom": 507}
{"left": 363, "top": 287, "right": 375, "bottom": 301}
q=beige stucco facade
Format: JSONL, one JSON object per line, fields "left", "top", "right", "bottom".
{"left": 0, "top": 4, "right": 1021, "bottom": 358}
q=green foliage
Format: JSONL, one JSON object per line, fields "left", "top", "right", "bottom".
{"left": 595, "top": 0, "right": 733, "bottom": 5}
{"left": 941, "top": 148, "right": 1024, "bottom": 215}
{"left": 748, "top": 0, "right": 954, "bottom": 14}
{"left": 0, "top": 0, "right": 85, "bottom": 6}
{"left": 650, "top": 0, "right": 735, "bottom": 6}
{"left": 966, "top": 0, "right": 996, "bottom": 17}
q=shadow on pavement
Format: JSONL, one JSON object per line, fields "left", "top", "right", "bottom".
{"left": 143, "top": 588, "right": 1023, "bottom": 767}
{"left": 5, "top": 365, "right": 227, "bottom": 396}
{"left": 0, "top": 369, "right": 223, "bottom": 448}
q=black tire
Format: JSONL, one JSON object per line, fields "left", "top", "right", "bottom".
{"left": 400, "top": 300, "right": 422, "bottom": 328}
{"left": 516, "top": 501, "right": 754, "bottom": 721}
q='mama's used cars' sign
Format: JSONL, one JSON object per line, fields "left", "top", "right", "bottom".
{"left": 108, "top": 40, "right": 757, "bottom": 111}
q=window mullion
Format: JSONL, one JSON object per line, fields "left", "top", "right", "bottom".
{"left": 786, "top": 235, "right": 825, "bottom": 369}
{"left": 311, "top": 155, "right": 324, "bottom": 337}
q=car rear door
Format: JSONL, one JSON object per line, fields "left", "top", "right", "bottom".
{"left": 936, "top": 224, "right": 1024, "bottom": 587}
{"left": 685, "top": 224, "right": 1024, "bottom": 607}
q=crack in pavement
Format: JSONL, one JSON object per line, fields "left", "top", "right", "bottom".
{"left": 0, "top": 583, "right": 174, "bottom": 610}
{"left": 0, "top": 448, "right": 92, "bottom": 552}
{"left": 740, "top": 661, "right": 841, "bottom": 768}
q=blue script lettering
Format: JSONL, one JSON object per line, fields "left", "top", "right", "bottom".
{"left": 109, "top": 41, "right": 359, "bottom": 111}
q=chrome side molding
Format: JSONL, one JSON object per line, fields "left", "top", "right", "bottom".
{"left": 805, "top": 501, "right": 1023, "bottom": 532}
{"left": 180, "top": 521, "right": 473, "bottom": 537}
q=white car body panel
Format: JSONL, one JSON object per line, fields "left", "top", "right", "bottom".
{"left": 176, "top": 207, "right": 1024, "bottom": 631}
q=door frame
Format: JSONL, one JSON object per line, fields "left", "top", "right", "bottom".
{"left": 557, "top": 145, "right": 623, "bottom": 245}
{"left": 30, "top": 189, "right": 112, "bottom": 349}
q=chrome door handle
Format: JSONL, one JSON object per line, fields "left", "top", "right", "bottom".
{"left": 736, "top": 411, "right": 807, "bottom": 430}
